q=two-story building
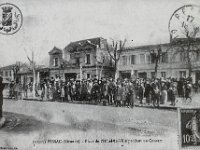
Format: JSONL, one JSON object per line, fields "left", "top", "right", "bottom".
{"left": 49, "top": 37, "right": 115, "bottom": 80}
{"left": 118, "top": 39, "right": 200, "bottom": 83}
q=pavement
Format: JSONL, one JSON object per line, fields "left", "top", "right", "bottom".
{"left": 3, "top": 90, "right": 200, "bottom": 110}
{"left": 1, "top": 89, "right": 199, "bottom": 149}
{"left": 0, "top": 98, "right": 179, "bottom": 150}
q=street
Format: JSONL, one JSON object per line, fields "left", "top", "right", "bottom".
{"left": 0, "top": 98, "right": 179, "bottom": 150}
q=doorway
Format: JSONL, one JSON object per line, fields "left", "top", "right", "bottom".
{"left": 138, "top": 72, "right": 147, "bottom": 79}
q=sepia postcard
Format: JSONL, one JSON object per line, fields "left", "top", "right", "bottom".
{"left": 0, "top": 0, "right": 200, "bottom": 150}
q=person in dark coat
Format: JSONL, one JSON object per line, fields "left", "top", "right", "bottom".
{"left": 80, "top": 80, "right": 88, "bottom": 101}
{"left": 138, "top": 83, "right": 144, "bottom": 104}
{"left": 91, "top": 79, "right": 100, "bottom": 104}
{"left": 0, "top": 77, "right": 5, "bottom": 118}
{"left": 144, "top": 81, "right": 151, "bottom": 105}
{"left": 151, "top": 80, "right": 161, "bottom": 108}
{"left": 107, "top": 78, "right": 115, "bottom": 105}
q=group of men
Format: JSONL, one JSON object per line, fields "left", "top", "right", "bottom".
{"left": 35, "top": 76, "right": 193, "bottom": 107}
{"left": 6, "top": 76, "right": 195, "bottom": 108}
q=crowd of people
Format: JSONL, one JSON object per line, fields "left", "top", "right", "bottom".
{"left": 7, "top": 76, "right": 196, "bottom": 108}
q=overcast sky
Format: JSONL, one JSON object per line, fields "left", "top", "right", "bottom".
{"left": 0, "top": 0, "right": 199, "bottom": 66}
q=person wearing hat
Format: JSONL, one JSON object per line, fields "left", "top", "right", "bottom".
{"left": 144, "top": 80, "right": 151, "bottom": 105}
{"left": 80, "top": 79, "right": 88, "bottom": 101}
{"left": 160, "top": 80, "right": 168, "bottom": 105}
{"left": 107, "top": 78, "right": 115, "bottom": 105}
{"left": 168, "top": 83, "right": 177, "bottom": 106}
{"left": 9, "top": 80, "right": 15, "bottom": 99}
{"left": 115, "top": 81, "right": 123, "bottom": 107}
{"left": 151, "top": 81, "right": 161, "bottom": 108}
{"left": 91, "top": 79, "right": 100, "bottom": 104}
{"left": 185, "top": 82, "right": 192, "bottom": 103}
{"left": 98, "top": 79, "right": 103, "bottom": 103}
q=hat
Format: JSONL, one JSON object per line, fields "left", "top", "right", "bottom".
{"left": 161, "top": 80, "right": 166, "bottom": 83}
{"left": 93, "top": 78, "right": 98, "bottom": 82}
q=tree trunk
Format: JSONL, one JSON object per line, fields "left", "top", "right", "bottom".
{"left": 186, "top": 43, "right": 192, "bottom": 77}
{"left": 100, "top": 65, "right": 103, "bottom": 79}
{"left": 114, "top": 61, "right": 118, "bottom": 80}
{"left": 32, "top": 67, "right": 36, "bottom": 99}
{"left": 155, "top": 57, "right": 159, "bottom": 79}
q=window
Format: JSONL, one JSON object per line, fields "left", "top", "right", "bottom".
{"left": 151, "top": 72, "right": 155, "bottom": 79}
{"left": 87, "top": 74, "right": 91, "bottom": 79}
{"left": 86, "top": 54, "right": 91, "bottom": 64}
{"left": 151, "top": 53, "right": 156, "bottom": 63}
{"left": 146, "top": 54, "right": 151, "bottom": 64}
{"left": 76, "top": 58, "right": 80, "bottom": 66}
{"left": 161, "top": 72, "right": 166, "bottom": 78}
{"left": 122, "top": 56, "right": 127, "bottom": 65}
{"left": 161, "top": 52, "right": 168, "bottom": 63}
{"left": 140, "top": 54, "right": 145, "bottom": 64}
{"left": 54, "top": 58, "right": 58, "bottom": 67}
{"left": 131, "top": 55, "right": 136, "bottom": 64}
{"left": 180, "top": 53, "right": 185, "bottom": 62}
{"left": 10, "top": 71, "right": 12, "bottom": 76}
{"left": 180, "top": 71, "right": 186, "bottom": 78}
{"left": 5, "top": 71, "right": 8, "bottom": 77}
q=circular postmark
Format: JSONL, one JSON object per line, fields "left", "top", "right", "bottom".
{"left": 168, "top": 5, "right": 200, "bottom": 40}
{"left": 0, "top": 3, "right": 23, "bottom": 35}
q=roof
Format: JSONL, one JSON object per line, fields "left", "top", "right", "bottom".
{"left": 48, "top": 46, "right": 63, "bottom": 54}
{"left": 70, "top": 37, "right": 105, "bottom": 46}
{"left": 65, "top": 37, "right": 106, "bottom": 52}
{"left": 0, "top": 62, "right": 29, "bottom": 70}
{"left": 0, "top": 64, "right": 15, "bottom": 70}
{"left": 123, "top": 38, "right": 200, "bottom": 52}
{"left": 124, "top": 43, "right": 170, "bottom": 51}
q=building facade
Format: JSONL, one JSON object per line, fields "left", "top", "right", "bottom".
{"left": 118, "top": 40, "right": 200, "bottom": 83}
{"left": 49, "top": 37, "right": 115, "bottom": 80}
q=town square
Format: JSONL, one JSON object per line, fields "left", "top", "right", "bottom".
{"left": 0, "top": 0, "right": 200, "bottom": 150}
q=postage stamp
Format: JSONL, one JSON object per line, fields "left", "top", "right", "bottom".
{"left": 0, "top": 3, "right": 23, "bottom": 35}
{"left": 178, "top": 108, "right": 200, "bottom": 148}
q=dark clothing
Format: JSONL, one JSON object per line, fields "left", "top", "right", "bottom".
{"left": 0, "top": 82, "right": 5, "bottom": 105}
{"left": 0, "top": 81, "right": 5, "bottom": 118}
{"left": 138, "top": 86, "right": 144, "bottom": 104}
{"left": 91, "top": 83, "right": 100, "bottom": 103}
{"left": 144, "top": 84, "right": 151, "bottom": 104}
{"left": 80, "top": 82, "right": 88, "bottom": 101}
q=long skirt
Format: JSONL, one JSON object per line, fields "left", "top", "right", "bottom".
{"left": 161, "top": 90, "right": 168, "bottom": 104}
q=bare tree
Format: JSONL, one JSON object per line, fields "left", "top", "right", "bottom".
{"left": 169, "top": 5, "right": 200, "bottom": 79}
{"left": 150, "top": 45, "right": 162, "bottom": 79}
{"left": 25, "top": 49, "right": 36, "bottom": 99}
{"left": 12, "top": 62, "right": 20, "bottom": 82}
{"left": 106, "top": 39, "right": 126, "bottom": 80}
{"left": 170, "top": 26, "right": 200, "bottom": 78}
{"left": 93, "top": 54, "right": 105, "bottom": 79}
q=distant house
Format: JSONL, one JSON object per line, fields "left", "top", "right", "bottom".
{"left": 18, "top": 65, "right": 50, "bottom": 85}
{"left": 49, "top": 37, "right": 115, "bottom": 80}
{"left": 0, "top": 64, "right": 14, "bottom": 83}
{"left": 0, "top": 62, "right": 49, "bottom": 85}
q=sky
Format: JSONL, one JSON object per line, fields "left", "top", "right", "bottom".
{"left": 0, "top": 0, "right": 199, "bottom": 66}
